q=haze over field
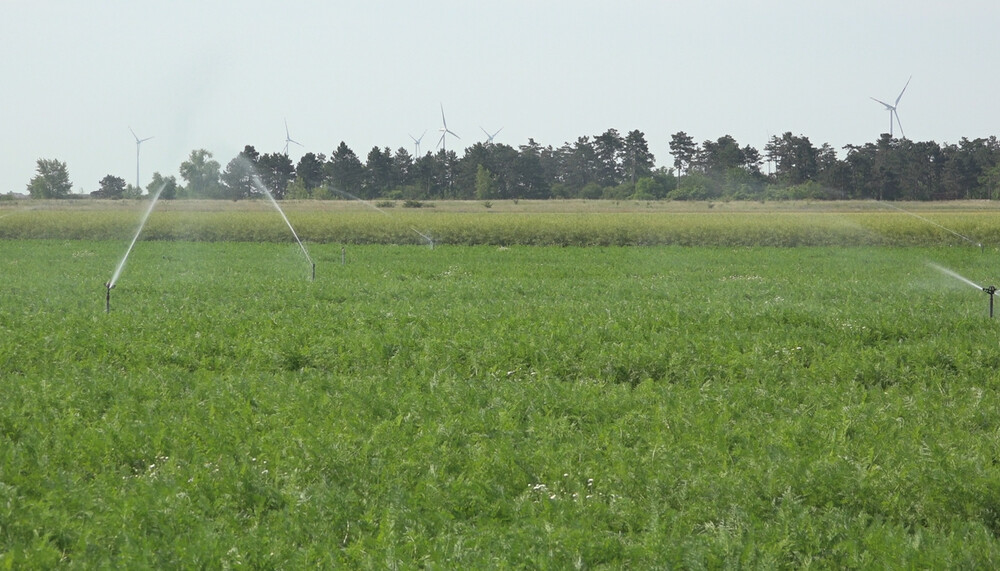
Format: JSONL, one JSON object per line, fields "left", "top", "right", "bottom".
{"left": 2, "top": 1, "right": 998, "bottom": 195}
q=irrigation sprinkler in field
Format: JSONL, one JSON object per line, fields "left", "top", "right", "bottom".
{"left": 105, "top": 182, "right": 166, "bottom": 312}
{"left": 105, "top": 282, "right": 114, "bottom": 313}
{"left": 929, "top": 262, "right": 997, "bottom": 318}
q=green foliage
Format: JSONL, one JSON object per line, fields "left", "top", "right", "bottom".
{"left": 123, "top": 184, "right": 143, "bottom": 200}
{"left": 579, "top": 182, "right": 603, "bottom": 199}
{"left": 27, "top": 158, "right": 73, "bottom": 198}
{"left": 474, "top": 164, "right": 496, "bottom": 200}
{"left": 179, "top": 150, "right": 223, "bottom": 198}
{"left": 147, "top": 172, "right": 178, "bottom": 200}
{"left": 3, "top": 242, "right": 1000, "bottom": 566}
{"left": 93, "top": 175, "right": 126, "bottom": 199}
{"left": 285, "top": 177, "right": 311, "bottom": 199}
{"left": 668, "top": 172, "right": 719, "bottom": 200}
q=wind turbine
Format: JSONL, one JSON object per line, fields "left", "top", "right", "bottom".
{"left": 871, "top": 76, "right": 911, "bottom": 139}
{"left": 283, "top": 118, "right": 302, "bottom": 155}
{"left": 129, "top": 127, "right": 153, "bottom": 192}
{"left": 481, "top": 126, "right": 503, "bottom": 144}
{"left": 409, "top": 130, "right": 427, "bottom": 157}
{"left": 437, "top": 104, "right": 459, "bottom": 152}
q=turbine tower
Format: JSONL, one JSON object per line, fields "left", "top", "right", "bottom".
{"left": 871, "top": 76, "right": 911, "bottom": 139}
{"left": 481, "top": 126, "right": 503, "bottom": 144}
{"left": 283, "top": 119, "right": 302, "bottom": 155}
{"left": 409, "top": 130, "right": 427, "bottom": 157}
{"left": 129, "top": 127, "right": 153, "bottom": 192}
{"left": 437, "top": 104, "right": 459, "bottom": 152}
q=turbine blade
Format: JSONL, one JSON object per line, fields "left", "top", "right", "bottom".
{"left": 410, "top": 134, "right": 418, "bottom": 143}
{"left": 440, "top": 104, "right": 448, "bottom": 129}
{"left": 437, "top": 132, "right": 446, "bottom": 148}
{"left": 140, "top": 136, "right": 153, "bottom": 143}
{"left": 285, "top": 118, "right": 290, "bottom": 138}
{"left": 894, "top": 110, "right": 905, "bottom": 139}
{"left": 447, "top": 129, "right": 460, "bottom": 139}
{"left": 870, "top": 97, "right": 893, "bottom": 110}
{"left": 494, "top": 127, "right": 503, "bottom": 137}
{"left": 481, "top": 126, "right": 490, "bottom": 137}
{"left": 129, "top": 126, "right": 138, "bottom": 141}
{"left": 895, "top": 75, "right": 912, "bottom": 107}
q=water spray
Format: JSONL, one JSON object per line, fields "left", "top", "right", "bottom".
{"left": 929, "top": 263, "right": 997, "bottom": 318}
{"left": 880, "top": 201, "right": 982, "bottom": 249}
{"left": 105, "top": 182, "right": 166, "bottom": 312}
{"left": 410, "top": 227, "right": 434, "bottom": 249}
{"left": 327, "top": 187, "right": 436, "bottom": 249}
{"left": 249, "top": 172, "right": 315, "bottom": 280}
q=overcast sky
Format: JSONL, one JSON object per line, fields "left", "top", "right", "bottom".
{"left": 2, "top": 1, "right": 998, "bottom": 194}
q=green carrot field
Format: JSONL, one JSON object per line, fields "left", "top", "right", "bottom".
{"left": 3, "top": 201, "right": 1000, "bottom": 567}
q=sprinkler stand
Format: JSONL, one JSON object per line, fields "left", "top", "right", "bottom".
{"left": 984, "top": 285, "right": 997, "bottom": 318}
{"left": 312, "top": 262, "right": 316, "bottom": 281}
{"left": 105, "top": 282, "right": 114, "bottom": 313}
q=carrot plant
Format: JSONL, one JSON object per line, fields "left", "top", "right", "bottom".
{"left": 1, "top": 240, "right": 1000, "bottom": 566}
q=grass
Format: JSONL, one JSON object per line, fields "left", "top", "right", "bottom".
{"left": 3, "top": 238, "right": 1000, "bottom": 566}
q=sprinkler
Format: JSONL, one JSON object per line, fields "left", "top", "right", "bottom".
{"left": 312, "top": 262, "right": 316, "bottom": 281}
{"left": 105, "top": 282, "right": 114, "bottom": 313}
{"left": 985, "top": 285, "right": 997, "bottom": 318}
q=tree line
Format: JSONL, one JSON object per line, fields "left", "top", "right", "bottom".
{"left": 23, "top": 129, "right": 1000, "bottom": 201}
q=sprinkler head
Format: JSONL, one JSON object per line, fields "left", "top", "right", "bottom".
{"left": 984, "top": 286, "right": 997, "bottom": 296}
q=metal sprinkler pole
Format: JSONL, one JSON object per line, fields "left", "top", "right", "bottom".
{"left": 312, "top": 262, "right": 316, "bottom": 281}
{"left": 105, "top": 283, "right": 113, "bottom": 313}
{"left": 985, "top": 286, "right": 996, "bottom": 318}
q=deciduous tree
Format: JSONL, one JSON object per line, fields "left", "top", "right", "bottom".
{"left": 179, "top": 149, "right": 223, "bottom": 198}
{"left": 147, "top": 172, "right": 178, "bottom": 200}
{"left": 27, "top": 158, "right": 73, "bottom": 198}
{"left": 92, "top": 174, "right": 126, "bottom": 199}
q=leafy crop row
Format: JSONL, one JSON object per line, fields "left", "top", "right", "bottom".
{"left": 2, "top": 241, "right": 1000, "bottom": 566}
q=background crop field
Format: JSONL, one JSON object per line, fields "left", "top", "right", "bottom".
{"left": 3, "top": 236, "right": 1000, "bottom": 567}
{"left": 4, "top": 198, "right": 1000, "bottom": 246}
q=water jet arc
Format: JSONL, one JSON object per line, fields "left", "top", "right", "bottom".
{"left": 249, "top": 172, "right": 314, "bottom": 280}
{"left": 880, "top": 202, "right": 981, "bottom": 248}
{"left": 105, "top": 182, "right": 167, "bottom": 312}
